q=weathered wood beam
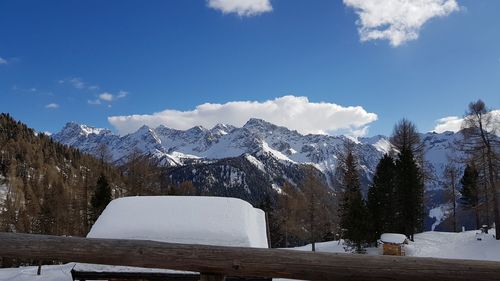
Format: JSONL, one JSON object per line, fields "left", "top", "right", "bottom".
{"left": 1, "top": 232, "right": 500, "bottom": 281}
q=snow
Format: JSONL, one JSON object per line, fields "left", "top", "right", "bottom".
{"left": 87, "top": 196, "right": 269, "bottom": 248}
{"left": 245, "top": 154, "right": 266, "bottom": 172}
{"left": 272, "top": 183, "right": 283, "bottom": 194}
{"left": 429, "top": 204, "right": 452, "bottom": 231}
{"left": 0, "top": 263, "right": 75, "bottom": 281}
{"left": 261, "top": 141, "right": 295, "bottom": 163}
{"left": 0, "top": 263, "right": 195, "bottom": 281}
{"left": 291, "top": 230, "right": 500, "bottom": 262}
{"left": 406, "top": 230, "right": 500, "bottom": 261}
{"left": 73, "top": 263, "right": 194, "bottom": 275}
{"left": 372, "top": 138, "right": 392, "bottom": 154}
{"left": 380, "top": 233, "right": 407, "bottom": 244}
{"left": 0, "top": 175, "right": 7, "bottom": 209}
{"left": 79, "top": 124, "right": 108, "bottom": 136}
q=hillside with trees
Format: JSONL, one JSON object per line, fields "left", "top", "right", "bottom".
{"left": 0, "top": 113, "right": 125, "bottom": 237}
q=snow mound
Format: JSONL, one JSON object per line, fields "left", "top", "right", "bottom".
{"left": 87, "top": 196, "right": 269, "bottom": 248}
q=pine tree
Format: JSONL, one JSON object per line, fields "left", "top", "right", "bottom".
{"left": 460, "top": 163, "right": 480, "bottom": 229}
{"left": 90, "top": 174, "right": 112, "bottom": 223}
{"left": 394, "top": 148, "right": 424, "bottom": 240}
{"left": 390, "top": 119, "right": 424, "bottom": 241}
{"left": 339, "top": 142, "right": 369, "bottom": 253}
{"left": 367, "top": 154, "right": 396, "bottom": 242}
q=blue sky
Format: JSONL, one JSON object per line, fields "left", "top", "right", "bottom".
{"left": 0, "top": 0, "right": 499, "bottom": 136}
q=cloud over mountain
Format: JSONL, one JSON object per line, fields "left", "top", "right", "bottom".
{"left": 433, "top": 109, "right": 500, "bottom": 133}
{"left": 108, "top": 95, "right": 378, "bottom": 136}
{"left": 343, "top": 0, "right": 460, "bottom": 46}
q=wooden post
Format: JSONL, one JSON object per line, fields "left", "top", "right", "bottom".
{"left": 2, "top": 232, "right": 500, "bottom": 281}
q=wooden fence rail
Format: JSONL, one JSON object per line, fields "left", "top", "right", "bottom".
{"left": 1, "top": 232, "right": 500, "bottom": 281}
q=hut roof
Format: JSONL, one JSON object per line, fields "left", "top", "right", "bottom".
{"left": 381, "top": 233, "right": 407, "bottom": 244}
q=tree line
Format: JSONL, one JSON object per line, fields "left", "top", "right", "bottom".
{"left": 270, "top": 99, "right": 498, "bottom": 251}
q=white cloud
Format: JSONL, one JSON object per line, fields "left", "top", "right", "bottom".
{"left": 0, "top": 57, "right": 7, "bottom": 65}
{"left": 433, "top": 116, "right": 463, "bottom": 133}
{"left": 207, "top": 0, "right": 272, "bottom": 16}
{"left": 98, "top": 91, "right": 128, "bottom": 103}
{"left": 432, "top": 110, "right": 500, "bottom": 133}
{"left": 343, "top": 0, "right": 460, "bottom": 47}
{"left": 59, "top": 77, "right": 99, "bottom": 91}
{"left": 108, "top": 95, "right": 378, "bottom": 136}
{"left": 69, "top": 77, "right": 85, "bottom": 89}
{"left": 117, "top": 90, "right": 128, "bottom": 98}
{"left": 99, "top": 92, "right": 114, "bottom": 101}
{"left": 45, "top": 103, "right": 59, "bottom": 109}
{"left": 88, "top": 99, "right": 101, "bottom": 105}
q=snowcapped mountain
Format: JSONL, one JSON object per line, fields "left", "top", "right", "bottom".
{"left": 53, "top": 118, "right": 384, "bottom": 185}
{"left": 52, "top": 118, "right": 468, "bottom": 230}
{"left": 53, "top": 118, "right": 463, "bottom": 184}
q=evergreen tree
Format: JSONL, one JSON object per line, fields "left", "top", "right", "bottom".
{"left": 90, "top": 174, "right": 112, "bottom": 223}
{"left": 394, "top": 148, "right": 424, "bottom": 240}
{"left": 339, "top": 142, "right": 369, "bottom": 253}
{"left": 389, "top": 119, "right": 424, "bottom": 241}
{"left": 443, "top": 162, "right": 460, "bottom": 232}
{"left": 460, "top": 163, "right": 480, "bottom": 229}
{"left": 367, "top": 154, "right": 396, "bottom": 242}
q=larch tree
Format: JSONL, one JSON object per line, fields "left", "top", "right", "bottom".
{"left": 443, "top": 161, "right": 461, "bottom": 232}
{"left": 461, "top": 100, "right": 499, "bottom": 239}
{"left": 272, "top": 181, "right": 302, "bottom": 248}
{"left": 299, "top": 167, "right": 331, "bottom": 252}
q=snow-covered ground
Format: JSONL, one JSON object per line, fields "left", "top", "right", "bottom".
{"left": 290, "top": 229, "right": 500, "bottom": 261}
{"left": 3, "top": 230, "right": 499, "bottom": 281}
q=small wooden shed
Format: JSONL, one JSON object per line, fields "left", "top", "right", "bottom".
{"left": 380, "top": 233, "right": 408, "bottom": 256}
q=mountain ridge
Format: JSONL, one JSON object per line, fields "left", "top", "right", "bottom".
{"left": 52, "top": 118, "right": 467, "bottom": 230}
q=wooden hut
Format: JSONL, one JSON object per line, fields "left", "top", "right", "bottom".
{"left": 380, "top": 233, "right": 408, "bottom": 256}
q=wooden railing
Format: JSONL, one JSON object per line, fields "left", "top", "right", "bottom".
{"left": 1, "top": 232, "right": 500, "bottom": 281}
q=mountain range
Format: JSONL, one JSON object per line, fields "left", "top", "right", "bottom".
{"left": 52, "top": 118, "right": 466, "bottom": 230}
